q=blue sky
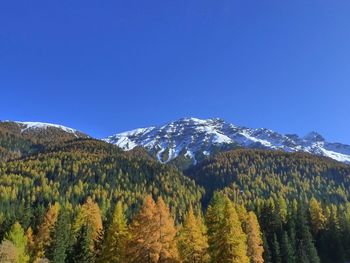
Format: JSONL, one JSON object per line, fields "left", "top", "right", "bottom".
{"left": 1, "top": 1, "right": 350, "bottom": 142}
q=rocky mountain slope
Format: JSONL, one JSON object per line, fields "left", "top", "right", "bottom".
{"left": 105, "top": 117, "right": 350, "bottom": 164}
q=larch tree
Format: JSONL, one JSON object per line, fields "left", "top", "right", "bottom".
{"left": 33, "top": 202, "right": 60, "bottom": 261}
{"left": 156, "top": 197, "right": 179, "bottom": 262}
{"left": 309, "top": 198, "right": 325, "bottom": 236}
{"left": 128, "top": 195, "right": 180, "bottom": 263}
{"left": 74, "top": 197, "right": 103, "bottom": 252}
{"left": 246, "top": 211, "right": 264, "bottom": 263}
{"left": 216, "top": 197, "right": 249, "bottom": 263}
{"left": 235, "top": 203, "right": 248, "bottom": 231}
{"left": 99, "top": 201, "right": 130, "bottom": 263}
{"left": 128, "top": 195, "right": 161, "bottom": 263}
{"left": 178, "top": 206, "right": 210, "bottom": 263}
{"left": 25, "top": 227, "right": 34, "bottom": 258}
{"left": 277, "top": 196, "right": 288, "bottom": 224}
{"left": 5, "top": 221, "right": 30, "bottom": 263}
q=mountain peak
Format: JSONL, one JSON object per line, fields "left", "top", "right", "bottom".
{"left": 1, "top": 120, "right": 88, "bottom": 138}
{"left": 105, "top": 118, "right": 350, "bottom": 164}
{"left": 15, "top": 121, "right": 78, "bottom": 134}
{"left": 176, "top": 117, "right": 226, "bottom": 124}
{"left": 304, "top": 131, "right": 325, "bottom": 142}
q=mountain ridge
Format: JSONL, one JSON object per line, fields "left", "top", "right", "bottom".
{"left": 105, "top": 117, "right": 350, "bottom": 164}
{"left": 0, "top": 120, "right": 89, "bottom": 161}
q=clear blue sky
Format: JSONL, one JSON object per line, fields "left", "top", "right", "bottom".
{"left": 1, "top": 1, "right": 350, "bottom": 142}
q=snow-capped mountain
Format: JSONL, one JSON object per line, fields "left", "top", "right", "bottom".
{"left": 0, "top": 120, "right": 88, "bottom": 138}
{"left": 105, "top": 117, "right": 350, "bottom": 164}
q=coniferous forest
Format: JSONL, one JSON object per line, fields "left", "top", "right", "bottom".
{"left": 1, "top": 132, "right": 350, "bottom": 262}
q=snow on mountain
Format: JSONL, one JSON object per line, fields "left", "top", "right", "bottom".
{"left": 105, "top": 117, "right": 350, "bottom": 164}
{"left": 1, "top": 121, "right": 86, "bottom": 137}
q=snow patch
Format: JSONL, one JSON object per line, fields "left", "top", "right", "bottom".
{"left": 8, "top": 121, "right": 79, "bottom": 135}
{"left": 104, "top": 117, "right": 350, "bottom": 164}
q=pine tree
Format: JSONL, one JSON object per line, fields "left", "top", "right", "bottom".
{"left": 205, "top": 192, "right": 226, "bottom": 262}
{"left": 216, "top": 197, "right": 249, "bottom": 263}
{"left": 246, "top": 211, "right": 264, "bottom": 263}
{"left": 5, "top": 221, "right": 29, "bottom": 263}
{"left": 99, "top": 202, "right": 130, "bottom": 263}
{"left": 260, "top": 198, "right": 278, "bottom": 240}
{"left": 295, "top": 205, "right": 320, "bottom": 263}
{"left": 178, "top": 206, "right": 210, "bottom": 263}
{"left": 272, "top": 233, "right": 281, "bottom": 263}
{"left": 72, "top": 225, "right": 94, "bottom": 263}
{"left": 341, "top": 202, "right": 350, "bottom": 260}
{"left": 318, "top": 205, "right": 345, "bottom": 263}
{"left": 262, "top": 233, "right": 272, "bottom": 263}
{"left": 48, "top": 207, "right": 71, "bottom": 263}
{"left": 280, "top": 231, "right": 296, "bottom": 263}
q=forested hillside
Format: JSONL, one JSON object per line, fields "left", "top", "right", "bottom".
{"left": 186, "top": 149, "right": 350, "bottom": 205}
{"left": 0, "top": 139, "right": 202, "bottom": 224}
{"left": 186, "top": 149, "right": 350, "bottom": 263}
{"left": 1, "top": 137, "right": 350, "bottom": 262}
{"left": 0, "top": 121, "right": 88, "bottom": 161}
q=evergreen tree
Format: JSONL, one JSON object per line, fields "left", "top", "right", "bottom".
{"left": 280, "top": 231, "right": 296, "bottom": 263}
{"left": 48, "top": 207, "right": 71, "bottom": 263}
{"left": 99, "top": 202, "right": 130, "bottom": 263}
{"left": 272, "top": 233, "right": 281, "bottom": 263}
{"left": 295, "top": 205, "right": 320, "bottom": 263}
{"left": 318, "top": 205, "right": 345, "bottom": 263}
{"left": 246, "top": 211, "right": 264, "bottom": 263}
{"left": 178, "top": 206, "right": 210, "bottom": 263}
{"left": 341, "top": 203, "right": 350, "bottom": 260}
{"left": 262, "top": 233, "right": 272, "bottom": 263}
{"left": 205, "top": 192, "right": 226, "bottom": 262}
{"left": 260, "top": 198, "right": 279, "bottom": 240}
{"left": 72, "top": 225, "right": 94, "bottom": 263}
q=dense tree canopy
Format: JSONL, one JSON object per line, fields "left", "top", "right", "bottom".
{"left": 0, "top": 135, "right": 350, "bottom": 262}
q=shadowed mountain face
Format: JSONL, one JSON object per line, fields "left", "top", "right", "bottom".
{"left": 105, "top": 117, "right": 350, "bottom": 165}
